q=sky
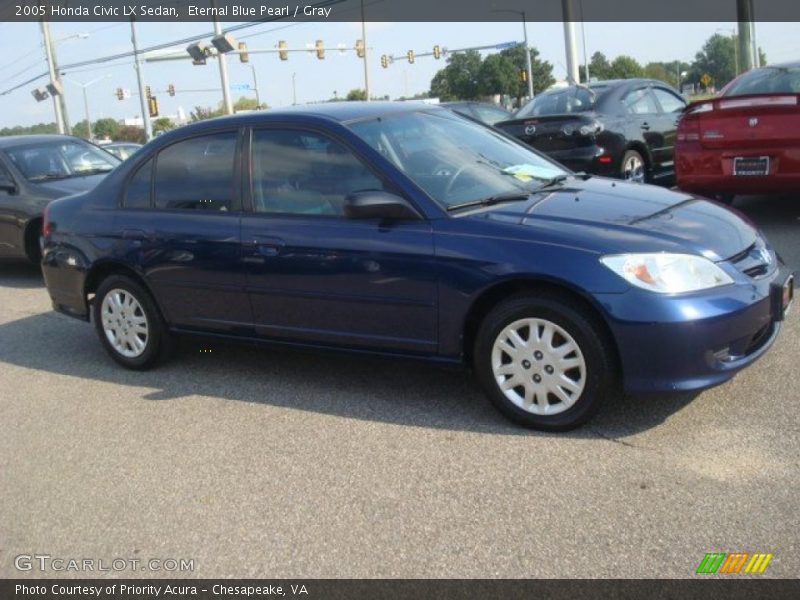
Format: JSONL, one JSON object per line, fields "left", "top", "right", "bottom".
{"left": 0, "top": 20, "right": 796, "bottom": 129}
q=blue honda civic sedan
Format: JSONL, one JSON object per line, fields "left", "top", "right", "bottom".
{"left": 41, "top": 103, "right": 793, "bottom": 430}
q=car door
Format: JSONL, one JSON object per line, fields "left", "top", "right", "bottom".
{"left": 621, "top": 86, "right": 667, "bottom": 175}
{"left": 117, "top": 129, "right": 251, "bottom": 332}
{"left": 0, "top": 158, "right": 22, "bottom": 257}
{"left": 241, "top": 126, "right": 437, "bottom": 354}
{"left": 650, "top": 87, "right": 687, "bottom": 177}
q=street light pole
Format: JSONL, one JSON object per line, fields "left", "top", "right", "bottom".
{"left": 211, "top": 1, "right": 233, "bottom": 114}
{"left": 292, "top": 72, "right": 297, "bottom": 105}
{"left": 492, "top": 9, "right": 534, "bottom": 98}
{"left": 65, "top": 76, "right": 109, "bottom": 140}
{"left": 40, "top": 21, "right": 65, "bottom": 134}
{"left": 248, "top": 64, "right": 261, "bottom": 108}
{"left": 130, "top": 19, "right": 153, "bottom": 141}
{"left": 360, "top": 0, "right": 370, "bottom": 101}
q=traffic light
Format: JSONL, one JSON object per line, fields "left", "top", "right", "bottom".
{"left": 167, "top": 84, "right": 175, "bottom": 97}
{"left": 145, "top": 85, "right": 152, "bottom": 99}
{"left": 316, "top": 40, "right": 325, "bottom": 59}
{"left": 115, "top": 87, "right": 124, "bottom": 100}
{"left": 520, "top": 69, "right": 528, "bottom": 83}
{"left": 278, "top": 40, "right": 288, "bottom": 61}
{"left": 32, "top": 88, "right": 49, "bottom": 102}
{"left": 148, "top": 96, "right": 159, "bottom": 117}
{"left": 407, "top": 50, "right": 414, "bottom": 64}
{"left": 192, "top": 58, "right": 207, "bottom": 66}
{"left": 238, "top": 42, "right": 249, "bottom": 63}
{"left": 433, "top": 45, "right": 441, "bottom": 59}
{"left": 380, "top": 55, "right": 388, "bottom": 68}
{"left": 355, "top": 39, "right": 365, "bottom": 58}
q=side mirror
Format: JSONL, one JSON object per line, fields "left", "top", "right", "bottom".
{"left": 344, "top": 191, "right": 421, "bottom": 221}
{"left": 0, "top": 173, "right": 16, "bottom": 194}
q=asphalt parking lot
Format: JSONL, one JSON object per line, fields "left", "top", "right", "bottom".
{"left": 0, "top": 194, "right": 798, "bottom": 579}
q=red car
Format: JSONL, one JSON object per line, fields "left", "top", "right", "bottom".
{"left": 675, "top": 60, "right": 800, "bottom": 203}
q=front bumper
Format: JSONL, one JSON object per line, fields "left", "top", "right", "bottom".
{"left": 598, "top": 265, "right": 792, "bottom": 394}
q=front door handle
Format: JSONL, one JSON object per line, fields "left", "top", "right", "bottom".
{"left": 245, "top": 236, "right": 285, "bottom": 260}
{"left": 640, "top": 122, "right": 651, "bottom": 131}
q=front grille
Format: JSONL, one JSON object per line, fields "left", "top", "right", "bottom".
{"left": 729, "top": 239, "right": 773, "bottom": 279}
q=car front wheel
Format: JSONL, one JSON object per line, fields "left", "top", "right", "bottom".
{"left": 474, "top": 293, "right": 617, "bottom": 431}
{"left": 93, "top": 275, "right": 170, "bottom": 370}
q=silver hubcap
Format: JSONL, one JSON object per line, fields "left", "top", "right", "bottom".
{"left": 101, "top": 288, "right": 149, "bottom": 358}
{"left": 491, "top": 318, "right": 586, "bottom": 416}
{"left": 623, "top": 154, "right": 645, "bottom": 182}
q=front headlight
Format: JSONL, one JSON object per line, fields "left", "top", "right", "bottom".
{"left": 600, "top": 253, "right": 734, "bottom": 294}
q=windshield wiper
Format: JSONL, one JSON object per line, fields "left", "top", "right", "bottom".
{"left": 28, "top": 173, "right": 69, "bottom": 182}
{"left": 72, "top": 167, "right": 114, "bottom": 176}
{"left": 447, "top": 191, "right": 531, "bottom": 212}
{"left": 535, "top": 172, "right": 592, "bottom": 190}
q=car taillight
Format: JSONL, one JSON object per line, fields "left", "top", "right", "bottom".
{"left": 677, "top": 114, "right": 701, "bottom": 143}
{"left": 687, "top": 102, "right": 714, "bottom": 115}
{"left": 42, "top": 204, "right": 52, "bottom": 237}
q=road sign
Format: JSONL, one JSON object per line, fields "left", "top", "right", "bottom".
{"left": 495, "top": 41, "right": 519, "bottom": 50}
{"left": 230, "top": 83, "right": 251, "bottom": 91}
{"left": 700, "top": 73, "right": 712, "bottom": 88}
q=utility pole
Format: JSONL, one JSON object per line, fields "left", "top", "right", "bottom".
{"left": 130, "top": 19, "right": 153, "bottom": 141}
{"left": 292, "top": 72, "right": 297, "bottom": 105}
{"left": 562, "top": 0, "right": 580, "bottom": 85}
{"left": 248, "top": 65, "right": 261, "bottom": 108}
{"left": 360, "top": 0, "right": 370, "bottom": 101}
{"left": 212, "top": 1, "right": 233, "bottom": 114}
{"left": 40, "top": 22, "right": 65, "bottom": 134}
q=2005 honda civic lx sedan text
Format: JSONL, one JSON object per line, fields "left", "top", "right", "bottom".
{"left": 40, "top": 103, "right": 794, "bottom": 430}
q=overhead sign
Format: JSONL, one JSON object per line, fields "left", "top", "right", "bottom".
{"left": 495, "top": 41, "right": 519, "bottom": 50}
{"left": 230, "top": 83, "right": 251, "bottom": 91}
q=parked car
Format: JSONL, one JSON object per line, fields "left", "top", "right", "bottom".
{"left": 41, "top": 104, "right": 792, "bottom": 430}
{"left": 104, "top": 142, "right": 143, "bottom": 161}
{"left": 495, "top": 79, "right": 687, "bottom": 184}
{"left": 675, "top": 60, "right": 800, "bottom": 203}
{"left": 441, "top": 101, "right": 512, "bottom": 126}
{"left": 0, "top": 134, "right": 119, "bottom": 263}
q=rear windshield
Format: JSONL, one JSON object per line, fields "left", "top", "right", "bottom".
{"left": 515, "top": 85, "right": 606, "bottom": 118}
{"left": 725, "top": 66, "right": 800, "bottom": 96}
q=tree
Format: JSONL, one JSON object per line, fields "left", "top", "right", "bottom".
{"left": 72, "top": 120, "right": 91, "bottom": 139}
{"left": 429, "top": 50, "right": 483, "bottom": 100}
{"left": 477, "top": 53, "right": 518, "bottom": 97}
{"left": 644, "top": 63, "right": 672, "bottom": 86}
{"left": 499, "top": 45, "right": 554, "bottom": 97}
{"left": 233, "top": 96, "right": 260, "bottom": 111}
{"left": 346, "top": 89, "right": 367, "bottom": 101}
{"left": 190, "top": 105, "right": 224, "bottom": 122}
{"left": 116, "top": 125, "right": 145, "bottom": 143}
{"left": 93, "top": 118, "right": 119, "bottom": 140}
{"left": 580, "top": 51, "right": 613, "bottom": 81}
{"left": 152, "top": 117, "right": 175, "bottom": 135}
{"left": 692, "top": 34, "right": 738, "bottom": 90}
{"left": 609, "top": 55, "right": 645, "bottom": 79}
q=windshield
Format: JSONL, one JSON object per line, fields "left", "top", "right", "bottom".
{"left": 515, "top": 86, "right": 603, "bottom": 118}
{"left": 6, "top": 139, "right": 120, "bottom": 182}
{"left": 348, "top": 109, "right": 566, "bottom": 208}
{"left": 725, "top": 66, "right": 800, "bottom": 96}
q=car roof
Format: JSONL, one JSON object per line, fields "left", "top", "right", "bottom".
{"left": 198, "top": 101, "right": 431, "bottom": 126}
{"left": 0, "top": 134, "right": 84, "bottom": 148}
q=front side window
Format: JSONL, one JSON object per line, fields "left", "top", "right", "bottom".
{"left": 349, "top": 109, "right": 566, "bottom": 208}
{"left": 251, "top": 129, "right": 384, "bottom": 216}
{"left": 6, "top": 139, "right": 119, "bottom": 182}
{"left": 154, "top": 132, "right": 237, "bottom": 211}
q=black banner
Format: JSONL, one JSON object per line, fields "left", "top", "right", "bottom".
{"left": 3, "top": 0, "right": 800, "bottom": 23}
{"left": 3, "top": 579, "right": 800, "bottom": 600}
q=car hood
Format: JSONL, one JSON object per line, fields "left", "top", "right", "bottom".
{"left": 32, "top": 174, "right": 107, "bottom": 198}
{"left": 467, "top": 177, "right": 757, "bottom": 261}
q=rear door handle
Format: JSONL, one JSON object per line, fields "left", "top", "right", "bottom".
{"left": 245, "top": 236, "right": 285, "bottom": 260}
{"left": 640, "top": 122, "right": 651, "bottom": 131}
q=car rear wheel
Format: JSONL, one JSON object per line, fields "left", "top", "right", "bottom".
{"left": 93, "top": 275, "right": 170, "bottom": 370}
{"left": 474, "top": 292, "right": 617, "bottom": 430}
{"left": 621, "top": 149, "right": 646, "bottom": 183}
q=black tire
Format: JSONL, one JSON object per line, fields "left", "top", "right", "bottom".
{"left": 473, "top": 292, "right": 618, "bottom": 431}
{"left": 620, "top": 149, "right": 647, "bottom": 183}
{"left": 92, "top": 274, "right": 172, "bottom": 370}
{"left": 24, "top": 219, "right": 42, "bottom": 264}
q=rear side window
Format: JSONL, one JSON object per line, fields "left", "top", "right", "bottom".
{"left": 623, "top": 88, "right": 659, "bottom": 115}
{"left": 725, "top": 66, "right": 800, "bottom": 96}
{"left": 154, "top": 132, "right": 237, "bottom": 211}
{"left": 124, "top": 159, "right": 152, "bottom": 209}
{"left": 652, "top": 88, "right": 686, "bottom": 113}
